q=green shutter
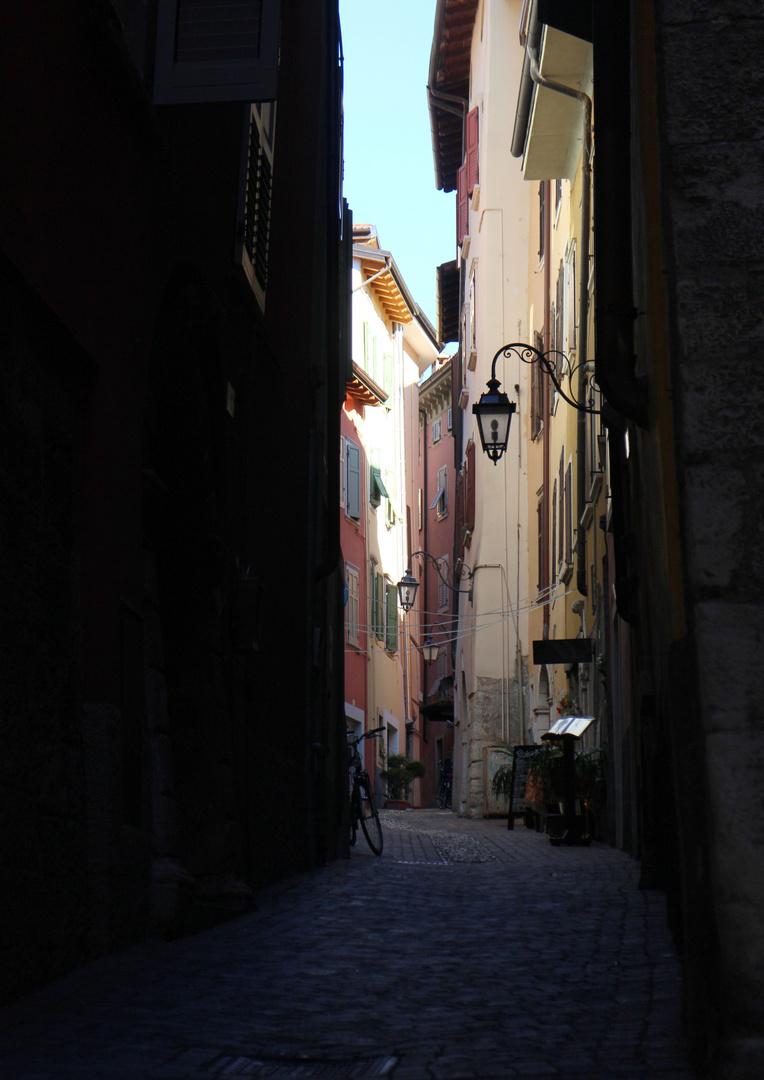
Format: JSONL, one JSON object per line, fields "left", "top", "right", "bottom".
{"left": 386, "top": 583, "right": 398, "bottom": 652}
{"left": 363, "top": 322, "right": 372, "bottom": 373}
{"left": 383, "top": 352, "right": 394, "bottom": 398}
{"left": 375, "top": 572, "right": 384, "bottom": 640}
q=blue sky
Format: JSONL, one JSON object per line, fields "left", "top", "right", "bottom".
{"left": 339, "top": 0, "right": 455, "bottom": 337}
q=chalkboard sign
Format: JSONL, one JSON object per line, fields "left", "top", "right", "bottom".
{"left": 508, "top": 745, "right": 541, "bottom": 823}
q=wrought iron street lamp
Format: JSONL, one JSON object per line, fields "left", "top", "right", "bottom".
{"left": 472, "top": 351, "right": 516, "bottom": 465}
{"left": 396, "top": 551, "right": 473, "bottom": 612}
{"left": 421, "top": 636, "right": 440, "bottom": 664}
{"left": 473, "top": 342, "right": 599, "bottom": 465}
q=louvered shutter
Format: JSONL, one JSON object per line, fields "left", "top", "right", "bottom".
{"left": 466, "top": 106, "right": 479, "bottom": 194}
{"left": 375, "top": 573, "right": 384, "bottom": 640}
{"left": 154, "top": 0, "right": 281, "bottom": 104}
{"left": 383, "top": 352, "right": 394, "bottom": 398}
{"left": 456, "top": 163, "right": 469, "bottom": 246}
{"left": 466, "top": 440, "right": 475, "bottom": 532}
{"left": 385, "top": 583, "right": 398, "bottom": 652}
{"left": 345, "top": 439, "right": 361, "bottom": 519}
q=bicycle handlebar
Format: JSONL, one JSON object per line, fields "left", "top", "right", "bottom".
{"left": 348, "top": 726, "right": 385, "bottom": 747}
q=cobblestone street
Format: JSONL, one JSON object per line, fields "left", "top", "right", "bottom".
{"left": 0, "top": 811, "right": 698, "bottom": 1079}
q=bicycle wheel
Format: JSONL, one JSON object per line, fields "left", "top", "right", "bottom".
{"left": 436, "top": 784, "right": 446, "bottom": 810}
{"left": 357, "top": 776, "right": 383, "bottom": 855}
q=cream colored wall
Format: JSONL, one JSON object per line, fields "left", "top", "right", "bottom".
{"left": 452, "top": 0, "right": 532, "bottom": 814}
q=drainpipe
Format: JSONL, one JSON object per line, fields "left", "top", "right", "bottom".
{"left": 542, "top": 180, "right": 551, "bottom": 642}
{"left": 528, "top": 50, "right": 592, "bottom": 600}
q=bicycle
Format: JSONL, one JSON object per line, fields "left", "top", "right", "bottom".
{"left": 436, "top": 759, "right": 453, "bottom": 809}
{"left": 348, "top": 726, "right": 384, "bottom": 855}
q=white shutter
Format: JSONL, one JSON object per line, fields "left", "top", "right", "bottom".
{"left": 154, "top": 0, "right": 281, "bottom": 104}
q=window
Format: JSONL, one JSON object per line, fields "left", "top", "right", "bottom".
{"left": 566, "top": 245, "right": 577, "bottom": 352}
{"left": 385, "top": 469, "right": 397, "bottom": 528}
{"left": 236, "top": 101, "right": 275, "bottom": 307}
{"left": 385, "top": 581, "right": 398, "bottom": 652}
{"left": 369, "top": 465, "right": 390, "bottom": 509}
{"left": 418, "top": 488, "right": 423, "bottom": 532}
{"left": 537, "top": 492, "right": 544, "bottom": 593}
{"left": 433, "top": 418, "right": 442, "bottom": 444}
{"left": 153, "top": 0, "right": 281, "bottom": 104}
{"left": 430, "top": 465, "right": 448, "bottom": 519}
{"left": 371, "top": 566, "right": 384, "bottom": 641}
{"left": 558, "top": 451, "right": 565, "bottom": 566}
{"left": 538, "top": 182, "right": 546, "bottom": 262}
{"left": 457, "top": 162, "right": 469, "bottom": 247}
{"left": 383, "top": 351, "right": 394, "bottom": 399}
{"left": 555, "top": 178, "right": 563, "bottom": 214}
{"left": 466, "top": 267, "right": 477, "bottom": 369}
{"left": 466, "top": 106, "right": 479, "bottom": 194}
{"left": 346, "top": 564, "right": 360, "bottom": 648}
{"left": 345, "top": 438, "right": 361, "bottom": 519}
{"left": 447, "top": 407, "right": 453, "bottom": 432}
{"left": 531, "top": 329, "right": 544, "bottom": 439}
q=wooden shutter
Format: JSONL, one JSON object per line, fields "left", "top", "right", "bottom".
{"left": 345, "top": 439, "right": 361, "bottom": 519}
{"left": 466, "top": 106, "right": 479, "bottom": 194}
{"left": 375, "top": 572, "right": 384, "bottom": 640}
{"left": 383, "top": 352, "right": 394, "bottom": 398}
{"left": 385, "top": 583, "right": 398, "bottom": 652}
{"left": 466, "top": 441, "right": 475, "bottom": 532}
{"left": 456, "top": 163, "right": 469, "bottom": 246}
{"left": 154, "top": 0, "right": 281, "bottom": 104}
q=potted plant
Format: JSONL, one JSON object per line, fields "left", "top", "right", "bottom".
{"left": 380, "top": 753, "right": 426, "bottom": 808}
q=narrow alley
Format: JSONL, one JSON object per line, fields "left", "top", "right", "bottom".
{"left": 0, "top": 811, "right": 697, "bottom": 1080}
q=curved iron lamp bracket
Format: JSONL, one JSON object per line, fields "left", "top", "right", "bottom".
{"left": 495, "top": 342, "right": 600, "bottom": 416}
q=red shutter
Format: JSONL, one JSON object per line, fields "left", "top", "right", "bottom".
{"left": 466, "top": 440, "right": 476, "bottom": 532}
{"left": 466, "top": 106, "right": 479, "bottom": 194}
{"left": 456, "top": 163, "right": 469, "bottom": 246}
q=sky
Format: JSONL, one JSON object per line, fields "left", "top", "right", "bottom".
{"left": 339, "top": 0, "right": 455, "bottom": 337}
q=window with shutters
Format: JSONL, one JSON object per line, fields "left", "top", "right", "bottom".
{"left": 538, "top": 182, "right": 546, "bottom": 263}
{"left": 344, "top": 438, "right": 361, "bottom": 520}
{"left": 346, "top": 564, "right": 360, "bottom": 648}
{"left": 447, "top": 407, "right": 453, "bottom": 432}
{"left": 558, "top": 450, "right": 565, "bottom": 567}
{"left": 371, "top": 566, "right": 384, "bottom": 641}
{"left": 153, "top": 0, "right": 281, "bottom": 104}
{"left": 384, "top": 469, "right": 397, "bottom": 528}
{"left": 385, "top": 581, "right": 398, "bottom": 653}
{"left": 456, "top": 163, "right": 469, "bottom": 248}
{"left": 236, "top": 101, "right": 275, "bottom": 309}
{"left": 531, "top": 329, "right": 544, "bottom": 439}
{"left": 369, "top": 465, "right": 389, "bottom": 510}
{"left": 466, "top": 106, "right": 479, "bottom": 195}
{"left": 433, "top": 418, "right": 442, "bottom": 444}
{"left": 564, "top": 461, "right": 573, "bottom": 567}
{"left": 430, "top": 465, "right": 448, "bottom": 520}
{"left": 566, "top": 244, "right": 577, "bottom": 352}
{"left": 537, "top": 493, "right": 544, "bottom": 593}
{"left": 465, "top": 440, "right": 475, "bottom": 532}
{"left": 438, "top": 558, "right": 449, "bottom": 611}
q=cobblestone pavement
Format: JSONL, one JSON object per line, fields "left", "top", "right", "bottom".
{"left": 0, "top": 810, "right": 698, "bottom": 1080}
